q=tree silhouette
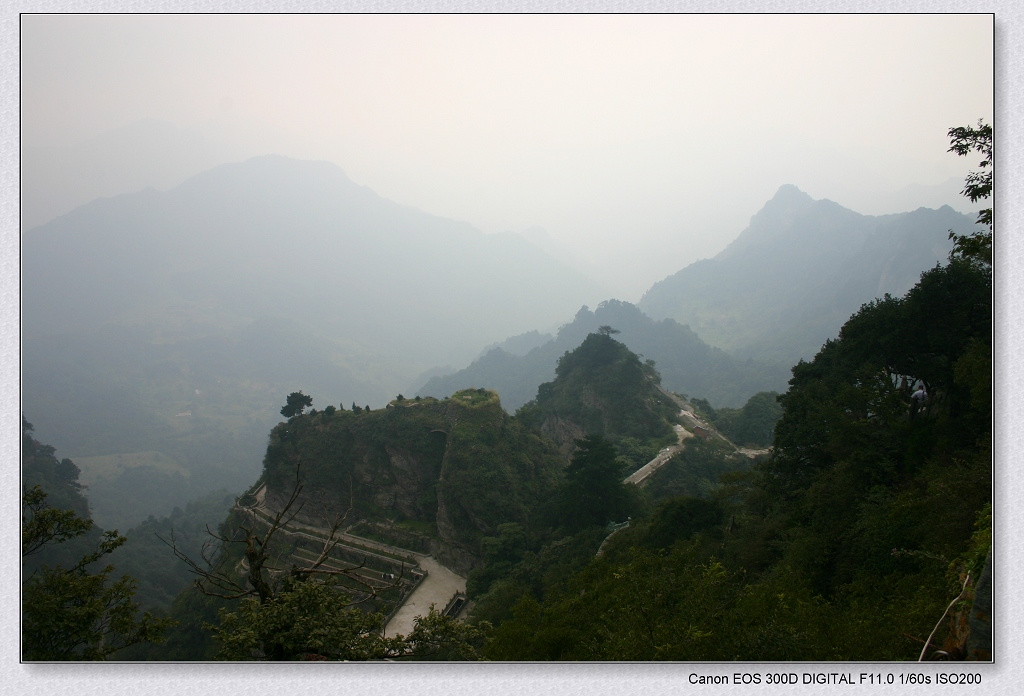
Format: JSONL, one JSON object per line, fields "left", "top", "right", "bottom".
{"left": 947, "top": 119, "right": 992, "bottom": 265}
{"left": 280, "top": 391, "right": 313, "bottom": 418}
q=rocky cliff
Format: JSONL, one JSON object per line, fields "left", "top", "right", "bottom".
{"left": 259, "top": 391, "right": 563, "bottom": 574}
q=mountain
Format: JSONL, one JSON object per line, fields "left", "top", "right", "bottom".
{"left": 22, "top": 119, "right": 244, "bottom": 230}
{"left": 638, "top": 185, "right": 980, "bottom": 364}
{"left": 23, "top": 154, "right": 608, "bottom": 369}
{"left": 417, "top": 300, "right": 790, "bottom": 411}
{"left": 22, "top": 155, "right": 607, "bottom": 529}
{"left": 258, "top": 391, "right": 564, "bottom": 574}
{"left": 519, "top": 331, "right": 680, "bottom": 461}
{"left": 481, "top": 257, "right": 992, "bottom": 662}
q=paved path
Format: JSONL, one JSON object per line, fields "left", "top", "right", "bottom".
{"left": 623, "top": 392, "right": 773, "bottom": 486}
{"left": 624, "top": 422, "right": 693, "bottom": 486}
{"left": 246, "top": 484, "right": 423, "bottom": 562}
{"left": 245, "top": 482, "right": 467, "bottom": 637}
{"left": 383, "top": 556, "right": 465, "bottom": 638}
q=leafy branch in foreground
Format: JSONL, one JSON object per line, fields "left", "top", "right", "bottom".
{"left": 948, "top": 119, "right": 992, "bottom": 265}
{"left": 22, "top": 484, "right": 93, "bottom": 557}
{"left": 22, "top": 487, "right": 174, "bottom": 660}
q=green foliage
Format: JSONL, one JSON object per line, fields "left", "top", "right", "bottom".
{"left": 557, "top": 435, "right": 637, "bottom": 531}
{"left": 552, "top": 334, "right": 672, "bottom": 428}
{"left": 123, "top": 586, "right": 232, "bottom": 660}
{"left": 613, "top": 436, "right": 663, "bottom": 473}
{"left": 209, "top": 578, "right": 488, "bottom": 661}
{"left": 261, "top": 389, "right": 563, "bottom": 560}
{"left": 23, "top": 485, "right": 93, "bottom": 557}
{"left": 466, "top": 523, "right": 529, "bottom": 597}
{"left": 947, "top": 119, "right": 992, "bottom": 264}
{"left": 482, "top": 238, "right": 991, "bottom": 661}
{"left": 484, "top": 543, "right": 730, "bottom": 660}
{"left": 946, "top": 125, "right": 991, "bottom": 264}
{"left": 645, "top": 437, "right": 751, "bottom": 502}
{"left": 434, "top": 390, "right": 564, "bottom": 549}
{"left": 395, "top": 606, "right": 492, "bottom": 661}
{"left": 108, "top": 489, "right": 237, "bottom": 612}
{"left": 694, "top": 391, "right": 782, "bottom": 447}
{"left": 209, "top": 578, "right": 389, "bottom": 660}
{"left": 21, "top": 488, "right": 174, "bottom": 661}
{"left": 468, "top": 526, "right": 608, "bottom": 627}
{"left": 21, "top": 424, "right": 174, "bottom": 660}
{"left": 528, "top": 332, "right": 678, "bottom": 462}
{"left": 637, "top": 497, "right": 724, "bottom": 550}
{"left": 280, "top": 390, "right": 313, "bottom": 418}
{"left": 22, "top": 417, "right": 102, "bottom": 570}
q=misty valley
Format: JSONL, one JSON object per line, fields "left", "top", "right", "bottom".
{"left": 21, "top": 127, "right": 992, "bottom": 662}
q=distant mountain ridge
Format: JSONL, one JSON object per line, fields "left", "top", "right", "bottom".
{"left": 417, "top": 300, "right": 790, "bottom": 410}
{"left": 21, "top": 155, "right": 608, "bottom": 529}
{"left": 24, "top": 155, "right": 608, "bottom": 369}
{"left": 638, "top": 184, "right": 978, "bottom": 364}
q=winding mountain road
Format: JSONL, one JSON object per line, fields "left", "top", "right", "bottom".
{"left": 623, "top": 389, "right": 770, "bottom": 487}
{"left": 245, "top": 483, "right": 466, "bottom": 638}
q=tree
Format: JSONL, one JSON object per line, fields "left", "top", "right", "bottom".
{"left": 597, "top": 325, "right": 620, "bottom": 336}
{"left": 166, "top": 466, "right": 485, "bottom": 660}
{"left": 558, "top": 435, "right": 634, "bottom": 530}
{"left": 166, "top": 467, "right": 370, "bottom": 606}
{"left": 209, "top": 576, "right": 391, "bottom": 660}
{"left": 209, "top": 580, "right": 488, "bottom": 661}
{"left": 22, "top": 488, "right": 173, "bottom": 660}
{"left": 22, "top": 485, "right": 92, "bottom": 557}
{"left": 280, "top": 391, "right": 313, "bottom": 418}
{"left": 948, "top": 119, "right": 992, "bottom": 265}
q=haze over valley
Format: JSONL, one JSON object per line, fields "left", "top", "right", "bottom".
{"left": 16, "top": 13, "right": 996, "bottom": 668}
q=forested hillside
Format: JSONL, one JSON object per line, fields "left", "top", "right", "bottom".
{"left": 483, "top": 255, "right": 992, "bottom": 660}
{"left": 258, "top": 390, "right": 565, "bottom": 574}
{"left": 22, "top": 418, "right": 103, "bottom": 573}
{"left": 21, "top": 423, "right": 175, "bottom": 660}
{"left": 27, "top": 247, "right": 991, "bottom": 660}
{"left": 516, "top": 330, "right": 678, "bottom": 464}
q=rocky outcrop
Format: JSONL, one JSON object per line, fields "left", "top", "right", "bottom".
{"left": 258, "top": 391, "right": 562, "bottom": 576}
{"left": 539, "top": 414, "right": 586, "bottom": 459}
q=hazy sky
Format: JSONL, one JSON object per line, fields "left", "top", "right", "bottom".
{"left": 21, "top": 14, "right": 993, "bottom": 299}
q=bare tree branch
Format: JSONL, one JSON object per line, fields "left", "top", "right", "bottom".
{"left": 165, "top": 463, "right": 389, "bottom": 608}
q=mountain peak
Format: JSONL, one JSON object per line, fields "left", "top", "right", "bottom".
{"left": 768, "top": 184, "right": 814, "bottom": 206}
